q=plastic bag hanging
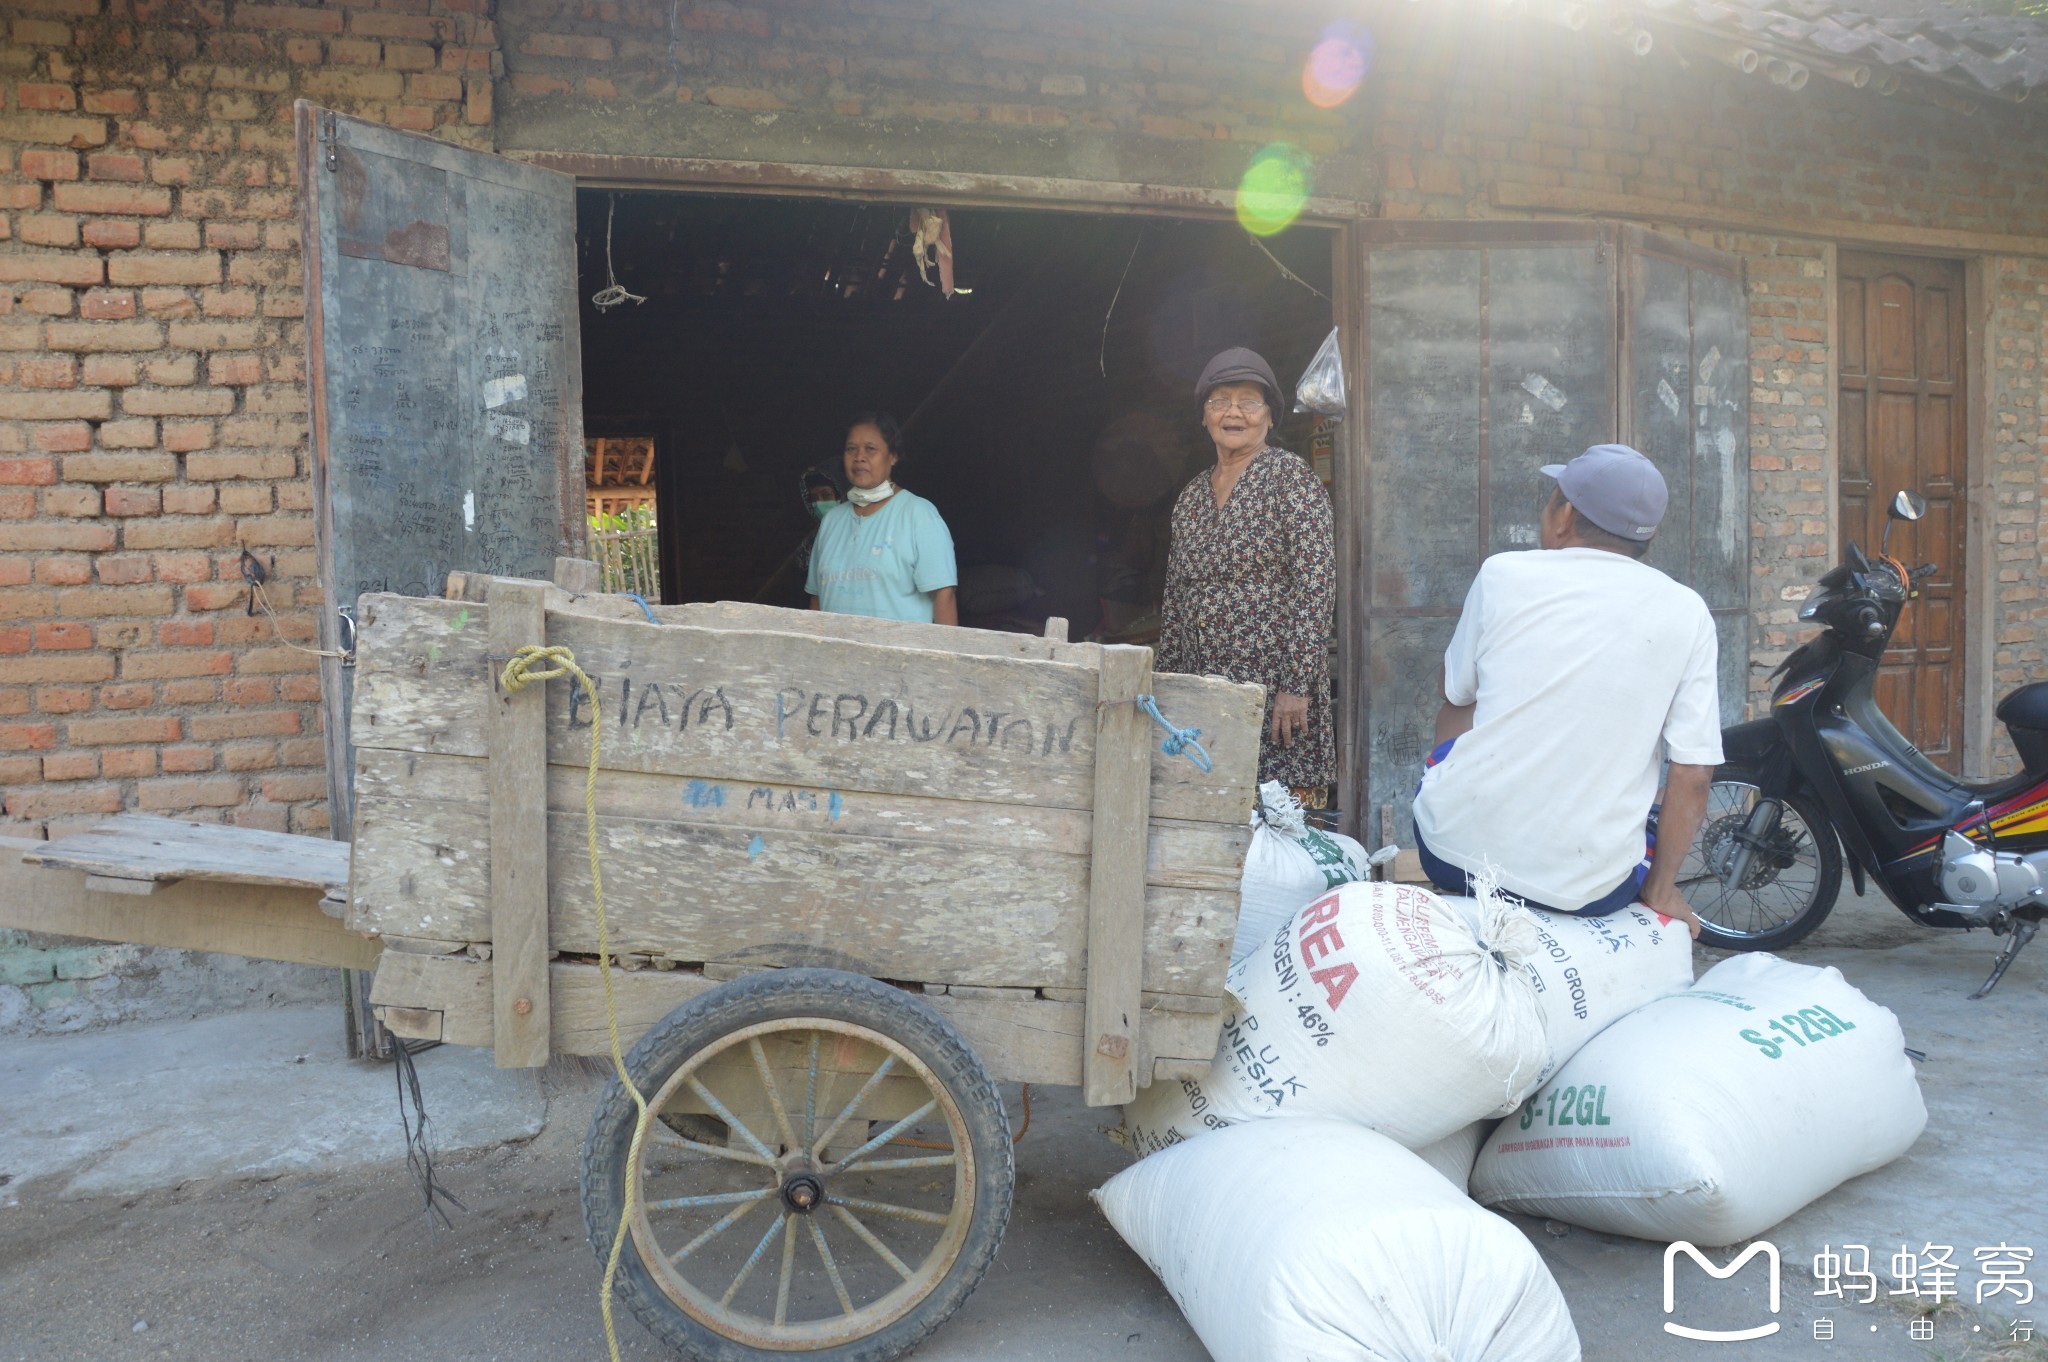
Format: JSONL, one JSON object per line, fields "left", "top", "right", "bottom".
{"left": 1294, "top": 326, "right": 1346, "bottom": 418}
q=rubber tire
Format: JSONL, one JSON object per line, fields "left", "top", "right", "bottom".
{"left": 1688, "top": 765, "right": 1845, "bottom": 952}
{"left": 579, "top": 968, "right": 1014, "bottom": 1362}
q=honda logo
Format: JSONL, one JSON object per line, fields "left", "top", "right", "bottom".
{"left": 1663, "top": 1240, "right": 1782, "bottom": 1341}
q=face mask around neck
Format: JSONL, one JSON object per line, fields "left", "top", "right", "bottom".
{"left": 847, "top": 481, "right": 896, "bottom": 507}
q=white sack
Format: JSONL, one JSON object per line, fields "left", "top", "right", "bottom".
{"left": 1414, "top": 1118, "right": 1496, "bottom": 1191}
{"left": 1125, "top": 881, "right": 1549, "bottom": 1150}
{"left": 1471, "top": 953, "right": 1927, "bottom": 1245}
{"left": 1095, "top": 1118, "right": 1581, "bottom": 1362}
{"left": 1234, "top": 780, "right": 1368, "bottom": 963}
{"left": 1507, "top": 901, "right": 1696, "bottom": 1080}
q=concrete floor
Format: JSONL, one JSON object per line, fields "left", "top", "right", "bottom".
{"left": 0, "top": 888, "right": 2042, "bottom": 1362}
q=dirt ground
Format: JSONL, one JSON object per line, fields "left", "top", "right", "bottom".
{"left": 1, "top": 889, "right": 2044, "bottom": 1362}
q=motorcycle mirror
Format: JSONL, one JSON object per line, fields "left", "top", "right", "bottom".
{"left": 1890, "top": 490, "right": 1928, "bottom": 522}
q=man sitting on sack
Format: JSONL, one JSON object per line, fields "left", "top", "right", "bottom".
{"left": 1411, "top": 444, "right": 1720, "bottom": 935}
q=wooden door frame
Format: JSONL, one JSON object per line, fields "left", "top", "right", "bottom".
{"left": 511, "top": 152, "right": 1370, "bottom": 827}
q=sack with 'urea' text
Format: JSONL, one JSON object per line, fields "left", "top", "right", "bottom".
{"left": 1470, "top": 953, "right": 1927, "bottom": 1245}
{"left": 1507, "top": 901, "right": 1695, "bottom": 1080}
{"left": 1233, "top": 780, "right": 1368, "bottom": 963}
{"left": 1122, "top": 881, "right": 1549, "bottom": 1152}
{"left": 1095, "top": 1118, "right": 1581, "bottom": 1362}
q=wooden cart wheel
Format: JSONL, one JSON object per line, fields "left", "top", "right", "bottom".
{"left": 580, "top": 968, "right": 1014, "bottom": 1361}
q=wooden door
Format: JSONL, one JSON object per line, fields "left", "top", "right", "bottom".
{"left": 296, "top": 101, "right": 586, "bottom": 840}
{"left": 1352, "top": 222, "right": 1747, "bottom": 846}
{"left": 1838, "top": 252, "right": 1966, "bottom": 768}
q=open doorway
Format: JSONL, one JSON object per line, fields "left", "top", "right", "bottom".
{"left": 572, "top": 191, "right": 1336, "bottom": 653}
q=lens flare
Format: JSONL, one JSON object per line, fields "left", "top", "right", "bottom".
{"left": 1236, "top": 144, "right": 1313, "bottom": 237}
{"left": 1302, "top": 25, "right": 1371, "bottom": 109}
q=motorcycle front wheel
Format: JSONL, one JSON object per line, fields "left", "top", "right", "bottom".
{"left": 1678, "top": 766, "right": 1844, "bottom": 951}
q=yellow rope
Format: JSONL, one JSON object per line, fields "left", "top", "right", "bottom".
{"left": 498, "top": 644, "right": 643, "bottom": 1362}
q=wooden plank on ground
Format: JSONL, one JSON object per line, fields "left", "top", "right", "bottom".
{"left": 1083, "top": 644, "right": 1152, "bottom": 1107}
{"left": 346, "top": 748, "right": 1244, "bottom": 996}
{"left": 367, "top": 953, "right": 1227, "bottom": 1087}
{"left": 349, "top": 595, "right": 1263, "bottom": 826}
{"left": 486, "top": 577, "right": 552, "bottom": 1068}
{"left": 1, "top": 836, "right": 380, "bottom": 970}
{"left": 20, "top": 814, "right": 351, "bottom": 895}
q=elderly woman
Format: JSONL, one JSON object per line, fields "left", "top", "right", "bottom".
{"left": 808, "top": 411, "right": 959, "bottom": 625}
{"left": 1157, "top": 348, "right": 1336, "bottom": 790}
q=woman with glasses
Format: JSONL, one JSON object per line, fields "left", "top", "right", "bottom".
{"left": 1157, "top": 348, "right": 1336, "bottom": 793}
{"left": 808, "top": 411, "right": 960, "bottom": 625}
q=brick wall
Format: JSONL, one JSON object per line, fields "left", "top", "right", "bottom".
{"left": 1990, "top": 257, "right": 2048, "bottom": 773}
{"left": 1, "top": 0, "right": 500, "bottom": 842}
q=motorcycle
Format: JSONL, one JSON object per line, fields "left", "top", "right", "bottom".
{"left": 1681, "top": 489, "right": 2045, "bottom": 997}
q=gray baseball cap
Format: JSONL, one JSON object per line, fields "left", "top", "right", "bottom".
{"left": 1539, "top": 443, "right": 1668, "bottom": 541}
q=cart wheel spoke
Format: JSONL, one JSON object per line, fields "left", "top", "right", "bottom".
{"left": 748, "top": 1036, "right": 802, "bottom": 1152}
{"left": 645, "top": 1187, "right": 778, "bottom": 1213}
{"left": 830, "top": 1204, "right": 914, "bottom": 1281}
{"left": 830, "top": 1100, "right": 939, "bottom": 1174}
{"left": 804, "top": 1032, "right": 820, "bottom": 1146}
{"left": 811, "top": 1054, "right": 897, "bottom": 1158}
{"left": 722, "top": 1210, "right": 788, "bottom": 1307}
{"left": 839, "top": 1153, "right": 956, "bottom": 1173}
{"left": 671, "top": 1199, "right": 762, "bottom": 1265}
{"left": 649, "top": 1132, "right": 777, "bottom": 1169}
{"left": 808, "top": 1217, "right": 857, "bottom": 1315}
{"left": 773, "top": 1212, "right": 799, "bottom": 1326}
{"left": 686, "top": 1076, "right": 779, "bottom": 1164}
{"left": 830, "top": 1195, "right": 952, "bottom": 1227}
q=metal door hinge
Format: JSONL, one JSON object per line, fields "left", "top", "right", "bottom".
{"left": 321, "top": 110, "right": 339, "bottom": 173}
{"left": 335, "top": 605, "right": 357, "bottom": 667}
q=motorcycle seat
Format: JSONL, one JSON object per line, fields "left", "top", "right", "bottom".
{"left": 1995, "top": 681, "right": 2048, "bottom": 732}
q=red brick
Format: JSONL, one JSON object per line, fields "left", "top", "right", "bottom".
{"left": 0, "top": 457, "right": 56, "bottom": 485}
{"left": 159, "top": 678, "right": 217, "bottom": 705}
{"left": 68, "top": 715, "right": 179, "bottom": 745}
{"left": 116, "top": 650, "right": 231, "bottom": 679}
{"left": 94, "top": 557, "right": 153, "bottom": 587}
{"left": 163, "top": 422, "right": 215, "bottom": 453}
{"left": 0, "top": 756, "right": 39, "bottom": 783}
{"left": 82, "top": 90, "right": 142, "bottom": 116}
{"left": 16, "top": 356, "right": 76, "bottom": 388}
{"left": 0, "top": 627, "right": 26, "bottom": 654}
{"left": 80, "top": 289, "right": 137, "bottom": 319}
{"left": 107, "top": 252, "right": 222, "bottom": 286}
{"left": 16, "top": 82, "right": 77, "bottom": 112}
{"left": 160, "top": 745, "right": 214, "bottom": 773}
{"left": 0, "top": 251, "right": 102, "bottom": 286}
{"left": 0, "top": 391, "right": 108, "bottom": 420}
{"left": 203, "top": 222, "right": 260, "bottom": 250}
{"left": 19, "top": 288, "right": 74, "bottom": 316}
{"left": 19, "top": 149, "right": 79, "bottom": 181}
{"left": 186, "top": 709, "right": 297, "bottom": 740}
{"left": 99, "top": 682, "right": 154, "bottom": 709}
{"left": 32, "top": 559, "right": 87, "bottom": 587}
{"left": 259, "top": 772, "right": 326, "bottom": 803}
{"left": 32, "top": 621, "right": 92, "bottom": 650}
{"left": 45, "top": 320, "right": 164, "bottom": 352}
{"left": 87, "top": 152, "right": 145, "bottom": 182}
{"left": 101, "top": 486, "right": 161, "bottom": 518}
{"left": 234, "top": 4, "right": 344, "bottom": 33}
{"left": 142, "top": 220, "right": 201, "bottom": 250}
{"left": 50, "top": 183, "right": 172, "bottom": 216}
{"left": 57, "top": 584, "right": 172, "bottom": 618}
{"left": 206, "top": 353, "right": 262, "bottom": 386}
{"left": 101, "top": 746, "right": 156, "bottom": 778}
{"left": 2, "top": 656, "right": 114, "bottom": 686}
{"left": 81, "top": 220, "right": 141, "bottom": 249}
{"left": 33, "top": 686, "right": 94, "bottom": 713}
{"left": 18, "top": 213, "right": 77, "bottom": 246}
{"left": 5, "top": 785, "right": 122, "bottom": 820}
{"left": 157, "top": 618, "right": 214, "bottom": 646}
{"left": 40, "top": 750, "right": 98, "bottom": 780}
{"left": 222, "top": 741, "right": 276, "bottom": 771}
{"left": 223, "top": 676, "right": 276, "bottom": 705}
{"left": 136, "top": 776, "right": 246, "bottom": 810}
{"left": 0, "top": 723, "right": 58, "bottom": 751}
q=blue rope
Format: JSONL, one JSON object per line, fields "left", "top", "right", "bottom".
{"left": 620, "top": 592, "right": 657, "bottom": 624}
{"left": 1136, "top": 693, "right": 1212, "bottom": 774}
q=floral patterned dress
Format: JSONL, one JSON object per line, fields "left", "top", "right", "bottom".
{"left": 1157, "top": 446, "right": 1337, "bottom": 787}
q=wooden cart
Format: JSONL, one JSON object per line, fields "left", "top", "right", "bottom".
{"left": 4, "top": 571, "right": 1263, "bottom": 1362}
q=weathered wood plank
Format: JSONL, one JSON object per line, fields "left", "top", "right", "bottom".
{"left": 347, "top": 748, "right": 1243, "bottom": 996}
{"left": 1084, "top": 644, "right": 1152, "bottom": 1107}
{"left": 367, "top": 952, "right": 1226, "bottom": 1094}
{"left": 2, "top": 836, "right": 380, "bottom": 971}
{"left": 21, "top": 814, "right": 351, "bottom": 895}
{"left": 349, "top": 595, "right": 1263, "bottom": 826}
{"left": 486, "top": 577, "right": 552, "bottom": 1068}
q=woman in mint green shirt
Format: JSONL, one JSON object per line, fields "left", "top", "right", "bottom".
{"left": 806, "top": 413, "right": 960, "bottom": 625}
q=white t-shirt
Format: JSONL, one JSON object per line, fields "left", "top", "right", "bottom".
{"left": 1411, "top": 547, "right": 1724, "bottom": 910}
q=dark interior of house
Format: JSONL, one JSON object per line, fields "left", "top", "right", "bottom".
{"left": 574, "top": 189, "right": 1335, "bottom": 642}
